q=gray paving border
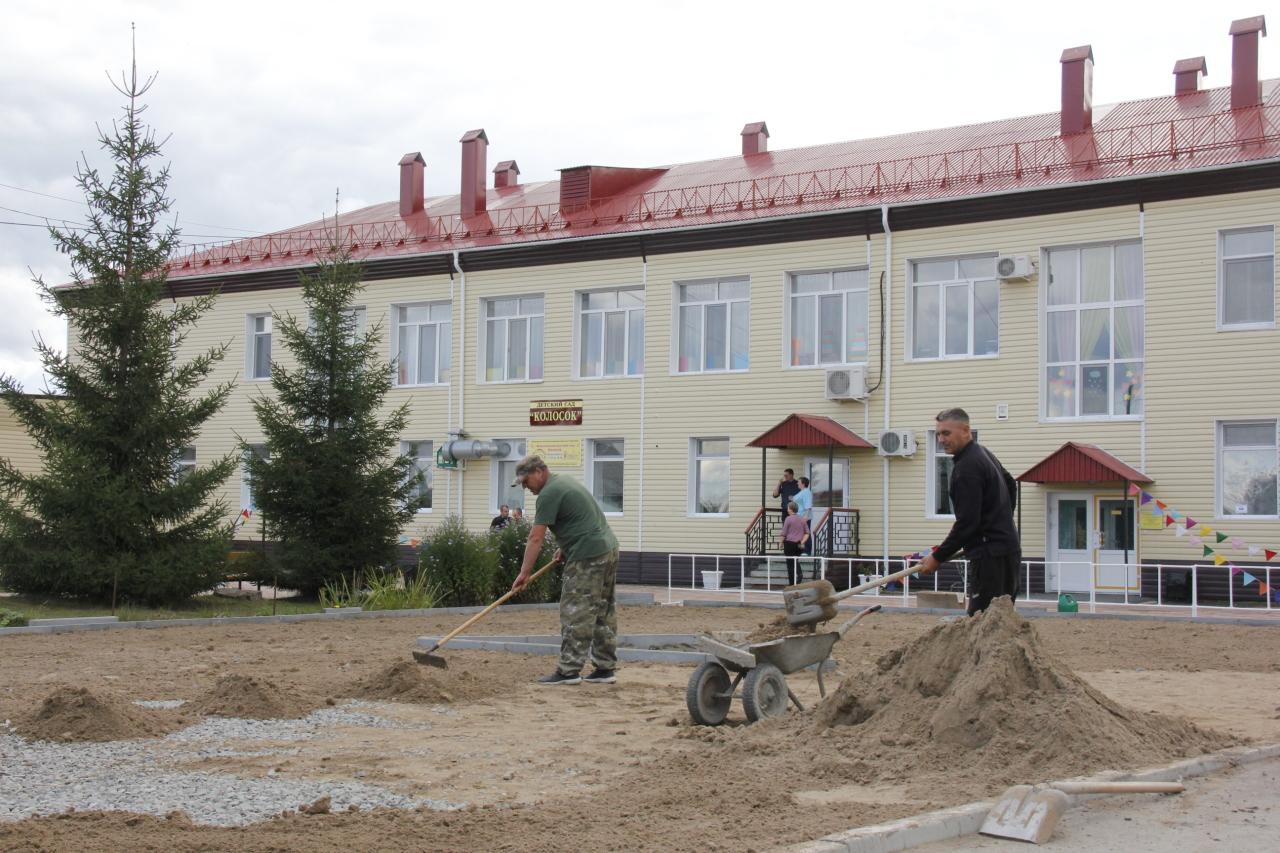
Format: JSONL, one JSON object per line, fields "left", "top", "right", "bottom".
{"left": 678, "top": 598, "right": 1280, "bottom": 627}
{"left": 764, "top": 742, "right": 1280, "bottom": 853}
{"left": 415, "top": 632, "right": 840, "bottom": 667}
{"left": 0, "top": 592, "right": 655, "bottom": 637}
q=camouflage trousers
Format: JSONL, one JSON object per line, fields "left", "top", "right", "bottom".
{"left": 557, "top": 547, "right": 619, "bottom": 675}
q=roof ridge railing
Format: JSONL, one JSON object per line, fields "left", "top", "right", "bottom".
{"left": 165, "top": 104, "right": 1280, "bottom": 276}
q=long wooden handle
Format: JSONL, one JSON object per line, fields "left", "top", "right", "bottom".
{"left": 1054, "top": 782, "right": 1185, "bottom": 795}
{"left": 426, "top": 560, "right": 557, "bottom": 651}
{"left": 829, "top": 566, "right": 920, "bottom": 602}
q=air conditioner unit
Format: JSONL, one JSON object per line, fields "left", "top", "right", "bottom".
{"left": 996, "top": 254, "right": 1035, "bottom": 281}
{"left": 878, "top": 429, "right": 917, "bottom": 457}
{"left": 824, "top": 366, "right": 868, "bottom": 401}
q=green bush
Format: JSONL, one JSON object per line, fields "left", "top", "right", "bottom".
{"left": 418, "top": 516, "right": 499, "bottom": 607}
{"left": 0, "top": 610, "right": 26, "bottom": 628}
{"left": 491, "top": 519, "right": 561, "bottom": 604}
{"left": 318, "top": 570, "right": 440, "bottom": 611}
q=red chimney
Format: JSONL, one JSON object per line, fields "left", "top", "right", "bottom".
{"left": 460, "top": 129, "right": 488, "bottom": 217}
{"left": 1060, "top": 46, "right": 1094, "bottom": 135}
{"left": 398, "top": 152, "right": 424, "bottom": 217}
{"left": 1230, "top": 16, "right": 1267, "bottom": 110}
{"left": 493, "top": 160, "right": 520, "bottom": 189}
{"left": 1173, "top": 57, "right": 1208, "bottom": 94}
{"left": 741, "top": 121, "right": 769, "bottom": 155}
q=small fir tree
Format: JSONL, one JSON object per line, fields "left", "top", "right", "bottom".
{"left": 0, "top": 56, "right": 237, "bottom": 604}
{"left": 243, "top": 237, "right": 419, "bottom": 596}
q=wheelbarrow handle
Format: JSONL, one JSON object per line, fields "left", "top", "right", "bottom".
{"left": 837, "top": 604, "right": 882, "bottom": 639}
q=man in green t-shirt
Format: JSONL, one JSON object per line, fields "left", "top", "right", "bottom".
{"left": 510, "top": 455, "right": 620, "bottom": 685}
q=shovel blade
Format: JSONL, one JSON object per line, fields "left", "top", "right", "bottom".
{"left": 980, "top": 785, "right": 1070, "bottom": 844}
{"left": 784, "top": 581, "right": 838, "bottom": 626}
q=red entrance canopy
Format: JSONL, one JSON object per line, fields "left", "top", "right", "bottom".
{"left": 747, "top": 414, "right": 874, "bottom": 449}
{"left": 1016, "top": 442, "right": 1152, "bottom": 483}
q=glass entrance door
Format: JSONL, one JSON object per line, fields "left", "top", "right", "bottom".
{"left": 806, "top": 457, "right": 850, "bottom": 553}
{"left": 1047, "top": 494, "right": 1092, "bottom": 592}
{"left": 1095, "top": 497, "right": 1139, "bottom": 590}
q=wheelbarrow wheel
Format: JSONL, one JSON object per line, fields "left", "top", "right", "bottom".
{"left": 742, "top": 662, "right": 789, "bottom": 722}
{"left": 686, "top": 661, "right": 732, "bottom": 726}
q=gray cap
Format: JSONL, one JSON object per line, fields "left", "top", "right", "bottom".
{"left": 509, "top": 455, "right": 548, "bottom": 487}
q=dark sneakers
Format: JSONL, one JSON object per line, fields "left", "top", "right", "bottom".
{"left": 583, "top": 668, "right": 617, "bottom": 684}
{"left": 535, "top": 670, "right": 582, "bottom": 685}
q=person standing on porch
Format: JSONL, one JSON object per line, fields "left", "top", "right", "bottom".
{"left": 772, "top": 468, "right": 800, "bottom": 512}
{"left": 794, "top": 477, "right": 814, "bottom": 555}
{"left": 779, "top": 501, "right": 810, "bottom": 585}
{"left": 914, "top": 408, "right": 1020, "bottom": 615}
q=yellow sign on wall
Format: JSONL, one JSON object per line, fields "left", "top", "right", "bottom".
{"left": 1139, "top": 507, "right": 1164, "bottom": 530}
{"left": 529, "top": 438, "right": 584, "bottom": 468}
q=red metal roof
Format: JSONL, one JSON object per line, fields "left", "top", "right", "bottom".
{"left": 1016, "top": 442, "right": 1152, "bottom": 483}
{"left": 747, "top": 414, "right": 874, "bottom": 449}
{"left": 165, "top": 78, "right": 1280, "bottom": 280}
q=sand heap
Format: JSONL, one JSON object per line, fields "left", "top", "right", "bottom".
{"left": 188, "top": 674, "right": 319, "bottom": 720}
{"left": 18, "top": 686, "right": 183, "bottom": 743}
{"left": 745, "top": 611, "right": 816, "bottom": 643}
{"left": 723, "top": 598, "right": 1236, "bottom": 798}
{"left": 351, "top": 661, "right": 487, "bottom": 704}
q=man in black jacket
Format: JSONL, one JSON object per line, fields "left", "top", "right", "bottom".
{"left": 914, "top": 408, "right": 1020, "bottom": 615}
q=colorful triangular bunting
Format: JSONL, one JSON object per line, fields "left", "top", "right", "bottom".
{"left": 1203, "top": 545, "right": 1214, "bottom": 557}
{"left": 1243, "top": 572, "right": 1258, "bottom": 585}
{"left": 1249, "top": 545, "right": 1262, "bottom": 557}
{"left": 1185, "top": 517, "right": 1197, "bottom": 528}
{"left": 1129, "top": 483, "right": 1141, "bottom": 495}
{"left": 1267, "top": 550, "right": 1278, "bottom": 561}
{"left": 1189, "top": 534, "right": 1201, "bottom": 546}
{"left": 1213, "top": 553, "right": 1227, "bottom": 565}
{"left": 1215, "top": 532, "right": 1229, "bottom": 543}
{"left": 1156, "top": 500, "right": 1168, "bottom": 510}
{"left": 1231, "top": 538, "right": 1244, "bottom": 550}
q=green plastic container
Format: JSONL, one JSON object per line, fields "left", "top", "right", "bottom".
{"left": 1057, "top": 593, "right": 1079, "bottom": 613}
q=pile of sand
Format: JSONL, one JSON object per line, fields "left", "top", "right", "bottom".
{"left": 18, "top": 687, "right": 184, "bottom": 743}
{"left": 350, "top": 661, "right": 485, "bottom": 704}
{"left": 722, "top": 598, "right": 1237, "bottom": 799}
{"left": 188, "top": 675, "right": 319, "bottom": 720}
{"left": 745, "top": 611, "right": 816, "bottom": 643}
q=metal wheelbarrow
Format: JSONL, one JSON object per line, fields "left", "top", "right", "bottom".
{"left": 685, "top": 604, "right": 880, "bottom": 725}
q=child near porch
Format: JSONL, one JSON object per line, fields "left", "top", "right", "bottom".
{"left": 780, "top": 501, "right": 810, "bottom": 586}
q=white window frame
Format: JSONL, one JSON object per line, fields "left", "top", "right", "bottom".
{"left": 573, "top": 287, "right": 646, "bottom": 380}
{"left": 688, "top": 436, "right": 731, "bottom": 518}
{"left": 479, "top": 295, "right": 545, "bottom": 384}
{"left": 488, "top": 438, "right": 529, "bottom": 513}
{"left": 1217, "top": 225, "right": 1276, "bottom": 331}
{"left": 1215, "top": 419, "right": 1279, "bottom": 520}
{"left": 240, "top": 444, "right": 269, "bottom": 511}
{"left": 1040, "top": 239, "right": 1145, "bottom": 423}
{"left": 783, "top": 266, "right": 871, "bottom": 369}
{"left": 925, "top": 429, "right": 979, "bottom": 520}
{"left": 392, "top": 301, "right": 453, "bottom": 387}
{"left": 671, "top": 277, "right": 751, "bottom": 375}
{"left": 905, "top": 253, "right": 1000, "bottom": 362}
{"left": 173, "top": 446, "right": 197, "bottom": 483}
{"left": 401, "top": 440, "right": 434, "bottom": 513}
{"left": 246, "top": 313, "right": 272, "bottom": 381}
{"left": 586, "top": 438, "right": 625, "bottom": 516}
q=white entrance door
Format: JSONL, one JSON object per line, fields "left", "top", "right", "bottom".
{"left": 1095, "top": 496, "right": 1140, "bottom": 591}
{"left": 806, "top": 457, "right": 850, "bottom": 552}
{"left": 1046, "top": 493, "right": 1093, "bottom": 593}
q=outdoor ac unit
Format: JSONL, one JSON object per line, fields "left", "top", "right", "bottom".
{"left": 996, "top": 254, "right": 1035, "bottom": 281}
{"left": 878, "top": 429, "right": 917, "bottom": 457}
{"left": 825, "top": 366, "right": 868, "bottom": 401}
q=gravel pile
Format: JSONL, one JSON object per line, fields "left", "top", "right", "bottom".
{"left": 0, "top": 705, "right": 460, "bottom": 825}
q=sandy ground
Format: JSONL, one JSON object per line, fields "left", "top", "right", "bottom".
{"left": 1, "top": 605, "right": 1278, "bottom": 853}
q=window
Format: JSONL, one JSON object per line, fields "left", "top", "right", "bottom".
{"left": 401, "top": 441, "right": 433, "bottom": 511}
{"left": 1220, "top": 227, "right": 1275, "bottom": 328}
{"left": 1044, "top": 242, "right": 1144, "bottom": 419}
{"left": 910, "top": 256, "right": 999, "bottom": 359}
{"left": 676, "top": 279, "right": 749, "bottom": 373}
{"left": 491, "top": 438, "right": 528, "bottom": 512}
{"left": 690, "top": 437, "right": 731, "bottom": 515}
{"left": 789, "top": 269, "right": 869, "bottom": 366}
{"left": 394, "top": 303, "right": 452, "bottom": 385}
{"left": 925, "top": 429, "right": 979, "bottom": 518}
{"left": 484, "top": 297, "right": 544, "bottom": 382}
{"left": 578, "top": 289, "right": 645, "bottom": 378}
{"left": 588, "top": 439, "right": 624, "bottom": 513}
{"left": 247, "top": 313, "right": 272, "bottom": 380}
{"left": 173, "top": 447, "right": 196, "bottom": 483}
{"left": 240, "top": 444, "right": 269, "bottom": 510}
{"left": 1218, "top": 420, "right": 1278, "bottom": 518}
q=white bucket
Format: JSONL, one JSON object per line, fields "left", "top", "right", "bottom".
{"left": 701, "top": 570, "right": 724, "bottom": 591}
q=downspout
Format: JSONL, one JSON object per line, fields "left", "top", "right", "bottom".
{"left": 446, "top": 262, "right": 455, "bottom": 516}
{"left": 864, "top": 235, "right": 872, "bottom": 441}
{"left": 453, "top": 249, "right": 465, "bottom": 519}
{"left": 638, "top": 254, "right": 647, "bottom": 552}
{"left": 881, "top": 204, "right": 893, "bottom": 566}
{"left": 1138, "top": 204, "right": 1146, "bottom": 473}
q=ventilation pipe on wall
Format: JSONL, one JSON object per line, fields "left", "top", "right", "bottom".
{"left": 1059, "top": 45, "right": 1094, "bottom": 135}
{"left": 460, "top": 129, "right": 489, "bottom": 217}
{"left": 1230, "top": 16, "right": 1267, "bottom": 110}
{"left": 398, "top": 152, "right": 425, "bottom": 217}
{"left": 1173, "top": 57, "right": 1207, "bottom": 94}
{"left": 493, "top": 160, "right": 520, "bottom": 189}
{"left": 741, "top": 122, "right": 769, "bottom": 156}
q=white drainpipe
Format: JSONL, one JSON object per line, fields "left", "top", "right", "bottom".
{"left": 453, "top": 249, "right": 465, "bottom": 518}
{"left": 881, "top": 205, "right": 893, "bottom": 566}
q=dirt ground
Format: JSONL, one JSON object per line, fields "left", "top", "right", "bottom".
{"left": 1, "top": 605, "right": 1278, "bottom": 853}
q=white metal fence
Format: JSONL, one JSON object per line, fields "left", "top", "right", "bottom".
{"left": 664, "top": 553, "right": 1278, "bottom": 617}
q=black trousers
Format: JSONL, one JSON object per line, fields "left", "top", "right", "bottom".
{"left": 783, "top": 541, "right": 804, "bottom": 585}
{"left": 967, "top": 551, "right": 1022, "bottom": 616}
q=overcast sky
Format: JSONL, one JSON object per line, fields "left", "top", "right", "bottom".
{"left": 1, "top": 1, "right": 1271, "bottom": 390}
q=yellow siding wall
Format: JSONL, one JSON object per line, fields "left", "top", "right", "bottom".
{"left": 0, "top": 405, "right": 43, "bottom": 475}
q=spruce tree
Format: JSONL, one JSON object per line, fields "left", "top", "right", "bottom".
{"left": 0, "top": 57, "right": 237, "bottom": 604}
{"left": 242, "top": 238, "right": 419, "bottom": 596}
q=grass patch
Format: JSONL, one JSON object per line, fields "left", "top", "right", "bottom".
{"left": 0, "top": 592, "right": 323, "bottom": 622}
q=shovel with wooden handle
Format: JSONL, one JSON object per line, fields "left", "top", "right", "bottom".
{"left": 783, "top": 566, "right": 920, "bottom": 627}
{"left": 412, "top": 558, "right": 559, "bottom": 670}
{"left": 980, "top": 781, "right": 1185, "bottom": 844}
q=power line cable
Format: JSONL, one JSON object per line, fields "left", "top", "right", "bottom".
{"left": 0, "top": 181, "right": 265, "bottom": 233}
